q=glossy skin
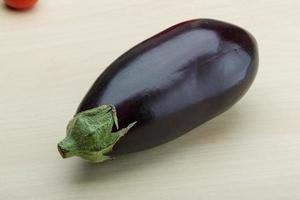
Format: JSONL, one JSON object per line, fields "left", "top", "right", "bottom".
{"left": 77, "top": 19, "right": 258, "bottom": 156}
{"left": 4, "top": 0, "right": 37, "bottom": 9}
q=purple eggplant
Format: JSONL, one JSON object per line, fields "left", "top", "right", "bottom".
{"left": 58, "top": 19, "right": 258, "bottom": 162}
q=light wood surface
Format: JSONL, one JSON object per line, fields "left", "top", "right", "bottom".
{"left": 1, "top": 0, "right": 300, "bottom": 199}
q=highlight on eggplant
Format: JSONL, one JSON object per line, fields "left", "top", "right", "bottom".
{"left": 57, "top": 19, "right": 258, "bottom": 163}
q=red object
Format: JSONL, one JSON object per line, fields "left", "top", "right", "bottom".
{"left": 4, "top": 0, "right": 38, "bottom": 9}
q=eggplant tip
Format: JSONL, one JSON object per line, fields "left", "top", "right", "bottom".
{"left": 57, "top": 144, "right": 67, "bottom": 159}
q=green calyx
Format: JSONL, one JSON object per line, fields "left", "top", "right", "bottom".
{"left": 57, "top": 105, "right": 136, "bottom": 163}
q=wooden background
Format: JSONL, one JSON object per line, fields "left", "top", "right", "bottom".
{"left": 1, "top": 0, "right": 299, "bottom": 199}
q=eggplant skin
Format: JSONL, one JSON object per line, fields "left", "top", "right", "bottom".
{"left": 77, "top": 19, "right": 258, "bottom": 156}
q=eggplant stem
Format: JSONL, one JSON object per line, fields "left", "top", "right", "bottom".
{"left": 57, "top": 105, "right": 136, "bottom": 163}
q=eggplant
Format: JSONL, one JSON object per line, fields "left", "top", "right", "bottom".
{"left": 58, "top": 19, "right": 258, "bottom": 162}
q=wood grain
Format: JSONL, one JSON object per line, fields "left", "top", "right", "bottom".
{"left": 1, "top": 0, "right": 300, "bottom": 199}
